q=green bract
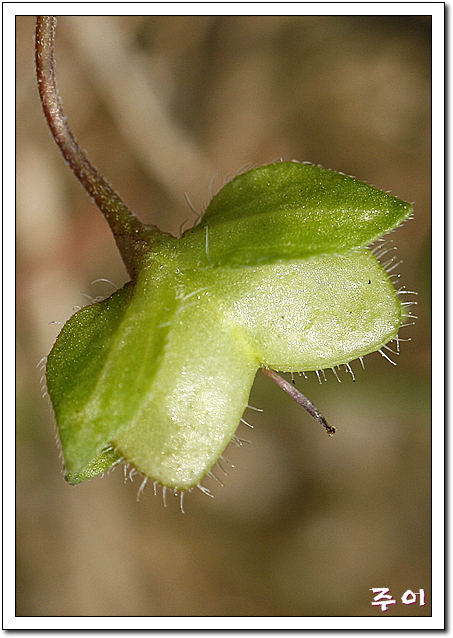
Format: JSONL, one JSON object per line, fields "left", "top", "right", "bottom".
{"left": 46, "top": 162, "right": 412, "bottom": 489}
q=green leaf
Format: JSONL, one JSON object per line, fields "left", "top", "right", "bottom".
{"left": 180, "top": 162, "right": 412, "bottom": 268}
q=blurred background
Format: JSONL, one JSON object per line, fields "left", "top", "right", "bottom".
{"left": 16, "top": 15, "right": 431, "bottom": 617}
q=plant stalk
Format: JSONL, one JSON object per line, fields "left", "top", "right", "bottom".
{"left": 261, "top": 367, "right": 336, "bottom": 436}
{"left": 35, "top": 15, "right": 150, "bottom": 278}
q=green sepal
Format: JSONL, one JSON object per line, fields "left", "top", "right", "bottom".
{"left": 46, "top": 262, "right": 179, "bottom": 477}
{"left": 180, "top": 162, "right": 412, "bottom": 268}
{"left": 221, "top": 247, "right": 402, "bottom": 372}
{"left": 45, "top": 161, "right": 412, "bottom": 490}
{"left": 46, "top": 282, "right": 134, "bottom": 474}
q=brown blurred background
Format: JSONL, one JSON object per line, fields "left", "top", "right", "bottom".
{"left": 16, "top": 15, "right": 431, "bottom": 617}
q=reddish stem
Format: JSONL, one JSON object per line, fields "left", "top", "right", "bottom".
{"left": 261, "top": 367, "right": 336, "bottom": 436}
{"left": 35, "top": 16, "right": 149, "bottom": 278}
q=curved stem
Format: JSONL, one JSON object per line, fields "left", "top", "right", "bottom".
{"left": 35, "top": 16, "right": 149, "bottom": 278}
{"left": 261, "top": 367, "right": 336, "bottom": 436}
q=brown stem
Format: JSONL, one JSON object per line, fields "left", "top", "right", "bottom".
{"left": 35, "top": 16, "right": 151, "bottom": 278}
{"left": 261, "top": 367, "right": 336, "bottom": 436}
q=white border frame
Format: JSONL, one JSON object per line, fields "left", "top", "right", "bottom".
{"left": 5, "top": 3, "right": 444, "bottom": 630}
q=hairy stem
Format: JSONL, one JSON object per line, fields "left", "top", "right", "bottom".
{"left": 261, "top": 368, "right": 336, "bottom": 436}
{"left": 35, "top": 16, "right": 150, "bottom": 278}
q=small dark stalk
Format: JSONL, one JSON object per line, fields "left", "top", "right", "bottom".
{"left": 261, "top": 367, "right": 336, "bottom": 436}
{"left": 35, "top": 16, "right": 150, "bottom": 279}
